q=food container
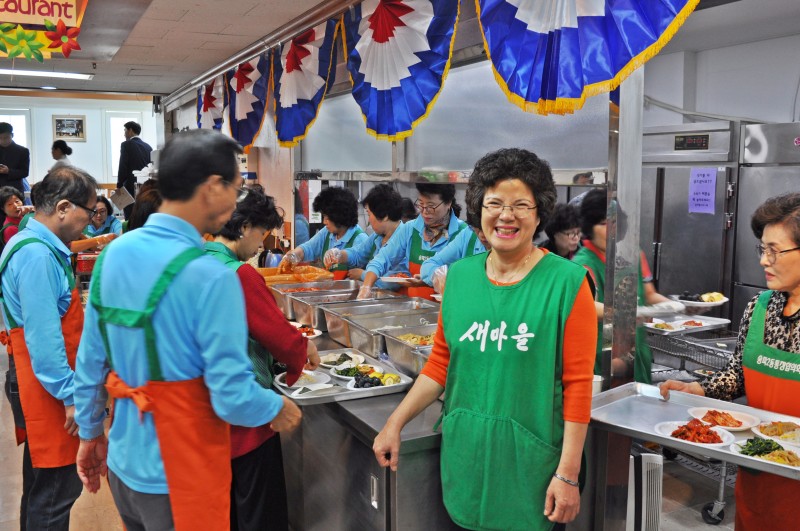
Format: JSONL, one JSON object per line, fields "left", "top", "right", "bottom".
{"left": 269, "top": 280, "right": 362, "bottom": 319}
{"left": 289, "top": 289, "right": 400, "bottom": 329}
{"left": 380, "top": 324, "right": 437, "bottom": 377}
{"left": 75, "top": 253, "right": 99, "bottom": 274}
{"left": 323, "top": 298, "right": 439, "bottom": 346}
{"left": 256, "top": 265, "right": 333, "bottom": 286}
{"left": 344, "top": 312, "right": 439, "bottom": 358}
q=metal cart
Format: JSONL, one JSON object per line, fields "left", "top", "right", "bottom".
{"left": 647, "top": 332, "right": 738, "bottom": 525}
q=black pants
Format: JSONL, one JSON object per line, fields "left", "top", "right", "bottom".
{"left": 21, "top": 442, "right": 83, "bottom": 531}
{"left": 108, "top": 470, "right": 174, "bottom": 531}
{"left": 230, "top": 435, "right": 289, "bottom": 531}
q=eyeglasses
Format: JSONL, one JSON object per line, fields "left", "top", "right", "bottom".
{"left": 756, "top": 243, "right": 800, "bottom": 265}
{"left": 414, "top": 200, "right": 444, "bottom": 213}
{"left": 71, "top": 201, "right": 97, "bottom": 218}
{"left": 222, "top": 179, "right": 249, "bottom": 202}
{"left": 560, "top": 230, "right": 581, "bottom": 239}
{"left": 94, "top": 209, "right": 108, "bottom": 217}
{"left": 482, "top": 201, "right": 538, "bottom": 219}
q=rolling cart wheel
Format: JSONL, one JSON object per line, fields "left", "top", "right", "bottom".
{"left": 701, "top": 502, "right": 724, "bottom": 525}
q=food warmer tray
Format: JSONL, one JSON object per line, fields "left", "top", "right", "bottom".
{"left": 380, "top": 324, "right": 437, "bottom": 377}
{"left": 591, "top": 382, "right": 800, "bottom": 481}
{"left": 343, "top": 311, "right": 439, "bottom": 359}
{"left": 323, "top": 298, "right": 439, "bottom": 344}
{"left": 643, "top": 313, "right": 731, "bottom": 336}
{"left": 271, "top": 349, "right": 413, "bottom": 405}
{"left": 269, "top": 280, "right": 361, "bottom": 319}
{"left": 290, "top": 289, "right": 400, "bottom": 330}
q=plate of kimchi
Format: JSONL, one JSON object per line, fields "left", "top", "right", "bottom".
{"left": 688, "top": 407, "right": 760, "bottom": 432}
{"left": 655, "top": 419, "right": 735, "bottom": 447}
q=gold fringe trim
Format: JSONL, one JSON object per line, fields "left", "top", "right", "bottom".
{"left": 476, "top": 0, "right": 700, "bottom": 115}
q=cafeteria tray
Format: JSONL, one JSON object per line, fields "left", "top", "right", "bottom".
{"left": 642, "top": 313, "right": 731, "bottom": 336}
{"left": 591, "top": 382, "right": 800, "bottom": 481}
{"left": 269, "top": 280, "right": 361, "bottom": 319}
{"left": 290, "top": 289, "right": 400, "bottom": 329}
{"left": 380, "top": 324, "right": 437, "bottom": 377}
{"left": 271, "top": 348, "right": 413, "bottom": 405}
{"left": 344, "top": 311, "right": 439, "bottom": 358}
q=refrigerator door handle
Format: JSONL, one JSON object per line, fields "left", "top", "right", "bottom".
{"left": 370, "top": 473, "right": 380, "bottom": 510}
{"left": 652, "top": 242, "right": 662, "bottom": 281}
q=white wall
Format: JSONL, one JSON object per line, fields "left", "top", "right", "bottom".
{"left": 644, "top": 33, "right": 800, "bottom": 126}
{"left": 0, "top": 95, "right": 158, "bottom": 185}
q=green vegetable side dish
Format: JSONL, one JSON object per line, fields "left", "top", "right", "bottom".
{"left": 335, "top": 366, "right": 360, "bottom": 377}
{"left": 740, "top": 437, "right": 783, "bottom": 456}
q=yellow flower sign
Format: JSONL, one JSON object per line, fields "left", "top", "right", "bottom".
{"left": 0, "top": 0, "right": 87, "bottom": 61}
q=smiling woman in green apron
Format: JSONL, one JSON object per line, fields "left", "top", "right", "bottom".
{"left": 661, "top": 193, "right": 800, "bottom": 530}
{"left": 277, "top": 186, "right": 367, "bottom": 279}
{"left": 358, "top": 182, "right": 466, "bottom": 300}
{"left": 373, "top": 149, "right": 597, "bottom": 530}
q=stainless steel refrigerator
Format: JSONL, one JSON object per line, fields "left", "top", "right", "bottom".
{"left": 732, "top": 123, "right": 800, "bottom": 323}
{"left": 640, "top": 121, "right": 742, "bottom": 317}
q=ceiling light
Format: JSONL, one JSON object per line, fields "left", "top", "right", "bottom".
{"left": 0, "top": 69, "right": 94, "bottom": 80}
{"left": 40, "top": 86, "right": 58, "bottom": 90}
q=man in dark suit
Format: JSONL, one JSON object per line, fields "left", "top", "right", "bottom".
{"left": 0, "top": 122, "right": 30, "bottom": 194}
{"left": 117, "top": 121, "right": 152, "bottom": 219}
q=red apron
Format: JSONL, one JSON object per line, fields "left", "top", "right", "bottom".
{"left": 737, "top": 290, "right": 800, "bottom": 530}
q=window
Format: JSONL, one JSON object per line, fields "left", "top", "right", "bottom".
{"left": 0, "top": 109, "right": 31, "bottom": 148}
{"left": 106, "top": 111, "right": 142, "bottom": 181}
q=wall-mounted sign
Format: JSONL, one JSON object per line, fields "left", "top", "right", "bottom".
{"left": 0, "top": 0, "right": 87, "bottom": 61}
{"left": 688, "top": 168, "right": 716, "bottom": 215}
{"left": 0, "top": 0, "right": 80, "bottom": 26}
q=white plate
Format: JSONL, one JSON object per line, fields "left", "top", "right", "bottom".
{"left": 688, "top": 407, "right": 760, "bottom": 432}
{"left": 654, "top": 421, "right": 735, "bottom": 448}
{"left": 345, "top": 378, "right": 396, "bottom": 390}
{"left": 274, "top": 371, "right": 330, "bottom": 389}
{"left": 379, "top": 276, "right": 415, "bottom": 285}
{"left": 668, "top": 295, "right": 729, "bottom": 308}
{"left": 319, "top": 352, "right": 365, "bottom": 369}
{"left": 644, "top": 320, "right": 685, "bottom": 332}
{"left": 289, "top": 322, "right": 323, "bottom": 339}
{"left": 670, "top": 319, "right": 711, "bottom": 329}
{"left": 729, "top": 443, "right": 800, "bottom": 471}
{"left": 752, "top": 422, "right": 800, "bottom": 448}
{"left": 431, "top": 294, "right": 442, "bottom": 302}
{"left": 330, "top": 364, "right": 384, "bottom": 381}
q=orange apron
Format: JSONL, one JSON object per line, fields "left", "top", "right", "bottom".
{"left": 736, "top": 290, "right": 800, "bottom": 530}
{"left": 92, "top": 247, "right": 231, "bottom": 531}
{"left": 0, "top": 238, "right": 82, "bottom": 468}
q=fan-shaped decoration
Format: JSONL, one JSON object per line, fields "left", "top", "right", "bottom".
{"left": 272, "top": 19, "right": 339, "bottom": 147}
{"left": 226, "top": 53, "right": 270, "bottom": 151}
{"left": 343, "top": 0, "right": 459, "bottom": 141}
{"left": 197, "top": 75, "right": 227, "bottom": 130}
{"left": 476, "top": 0, "right": 699, "bottom": 115}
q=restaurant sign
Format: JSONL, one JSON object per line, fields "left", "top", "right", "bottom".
{"left": 0, "top": 0, "right": 87, "bottom": 61}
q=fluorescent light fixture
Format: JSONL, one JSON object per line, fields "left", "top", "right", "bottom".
{"left": 40, "top": 86, "right": 58, "bottom": 90}
{"left": 0, "top": 68, "right": 94, "bottom": 80}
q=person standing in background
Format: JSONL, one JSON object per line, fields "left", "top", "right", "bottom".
{"left": 50, "top": 140, "right": 73, "bottom": 172}
{"left": 0, "top": 122, "right": 30, "bottom": 195}
{"left": 0, "top": 166, "right": 99, "bottom": 531}
{"left": 116, "top": 121, "right": 152, "bottom": 219}
{"left": 293, "top": 191, "right": 310, "bottom": 246}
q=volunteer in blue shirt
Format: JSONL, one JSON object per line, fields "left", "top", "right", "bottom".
{"left": 419, "top": 210, "right": 489, "bottom": 294}
{"left": 83, "top": 195, "right": 122, "bottom": 237}
{"left": 323, "top": 184, "right": 408, "bottom": 285}
{"left": 73, "top": 130, "right": 302, "bottom": 531}
{"left": 359, "top": 183, "right": 466, "bottom": 300}
{"left": 278, "top": 186, "right": 368, "bottom": 279}
{"left": 0, "top": 166, "right": 99, "bottom": 530}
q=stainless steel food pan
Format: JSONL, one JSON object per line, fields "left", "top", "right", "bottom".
{"left": 380, "top": 324, "right": 437, "bottom": 377}
{"left": 346, "top": 312, "right": 439, "bottom": 358}
{"left": 290, "top": 290, "right": 400, "bottom": 329}
{"left": 269, "top": 280, "right": 361, "bottom": 319}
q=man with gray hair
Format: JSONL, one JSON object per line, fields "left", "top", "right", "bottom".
{"left": 0, "top": 166, "right": 98, "bottom": 530}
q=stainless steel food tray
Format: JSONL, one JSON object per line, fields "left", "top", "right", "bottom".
{"left": 290, "top": 290, "right": 399, "bottom": 329}
{"left": 269, "top": 280, "right": 361, "bottom": 319}
{"left": 591, "top": 382, "right": 800, "bottom": 480}
{"left": 323, "top": 297, "right": 439, "bottom": 346}
{"left": 271, "top": 348, "right": 413, "bottom": 405}
{"left": 648, "top": 333, "right": 736, "bottom": 370}
{"left": 344, "top": 312, "right": 439, "bottom": 358}
{"left": 380, "top": 324, "right": 437, "bottom": 377}
{"left": 643, "top": 314, "right": 731, "bottom": 336}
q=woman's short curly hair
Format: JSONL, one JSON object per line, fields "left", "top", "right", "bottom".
{"left": 545, "top": 203, "right": 581, "bottom": 241}
{"left": 465, "top": 148, "right": 556, "bottom": 238}
{"left": 415, "top": 183, "right": 462, "bottom": 218}
{"left": 313, "top": 187, "right": 358, "bottom": 229}
{"left": 363, "top": 184, "right": 402, "bottom": 221}
{"left": 217, "top": 188, "right": 284, "bottom": 240}
{"left": 751, "top": 192, "right": 800, "bottom": 245}
{"left": 95, "top": 195, "right": 113, "bottom": 216}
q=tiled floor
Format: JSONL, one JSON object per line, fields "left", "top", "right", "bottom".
{"left": 1, "top": 351, "right": 736, "bottom": 530}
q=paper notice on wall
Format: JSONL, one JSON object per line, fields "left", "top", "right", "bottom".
{"left": 308, "top": 180, "right": 322, "bottom": 223}
{"left": 688, "top": 168, "right": 716, "bottom": 214}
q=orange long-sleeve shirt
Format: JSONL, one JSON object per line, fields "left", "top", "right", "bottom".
{"left": 420, "top": 272, "right": 597, "bottom": 424}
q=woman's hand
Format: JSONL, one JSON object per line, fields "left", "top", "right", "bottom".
{"left": 323, "top": 248, "right": 343, "bottom": 269}
{"left": 659, "top": 380, "right": 705, "bottom": 400}
{"left": 373, "top": 424, "right": 402, "bottom": 471}
{"left": 403, "top": 274, "right": 429, "bottom": 288}
{"left": 544, "top": 475, "right": 580, "bottom": 523}
{"left": 357, "top": 285, "right": 375, "bottom": 300}
{"left": 347, "top": 268, "right": 364, "bottom": 281}
{"left": 278, "top": 252, "right": 300, "bottom": 274}
{"left": 304, "top": 341, "right": 320, "bottom": 371}
{"left": 432, "top": 265, "right": 448, "bottom": 294}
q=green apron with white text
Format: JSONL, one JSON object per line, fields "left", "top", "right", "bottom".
{"left": 321, "top": 227, "right": 363, "bottom": 278}
{"left": 439, "top": 252, "right": 586, "bottom": 530}
{"left": 406, "top": 221, "right": 466, "bottom": 299}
